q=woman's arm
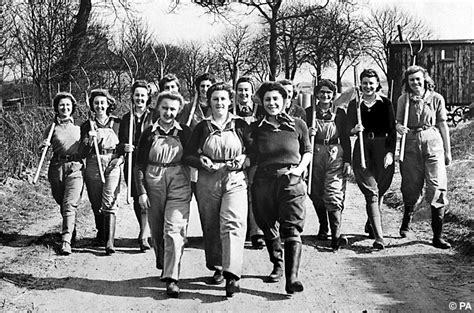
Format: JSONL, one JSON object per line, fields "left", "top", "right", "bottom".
{"left": 437, "top": 121, "right": 452, "bottom": 166}
{"left": 182, "top": 121, "right": 205, "bottom": 169}
{"left": 134, "top": 127, "right": 153, "bottom": 196}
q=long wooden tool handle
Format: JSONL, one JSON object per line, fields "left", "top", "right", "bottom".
{"left": 186, "top": 94, "right": 198, "bottom": 127}
{"left": 90, "top": 119, "right": 106, "bottom": 184}
{"left": 33, "top": 123, "right": 55, "bottom": 184}
{"left": 307, "top": 99, "right": 316, "bottom": 194}
{"left": 399, "top": 95, "right": 410, "bottom": 162}
{"left": 356, "top": 90, "right": 366, "bottom": 169}
{"left": 127, "top": 110, "right": 133, "bottom": 204}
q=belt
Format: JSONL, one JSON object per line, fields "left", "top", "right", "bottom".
{"left": 52, "top": 154, "right": 80, "bottom": 162}
{"left": 314, "top": 138, "right": 339, "bottom": 145}
{"left": 210, "top": 158, "right": 234, "bottom": 163}
{"left": 363, "top": 131, "right": 388, "bottom": 139}
{"left": 259, "top": 163, "right": 296, "bottom": 172}
{"left": 408, "top": 125, "right": 434, "bottom": 132}
{"left": 148, "top": 161, "right": 182, "bottom": 167}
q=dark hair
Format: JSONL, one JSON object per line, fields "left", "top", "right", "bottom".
{"left": 194, "top": 73, "right": 216, "bottom": 94}
{"left": 53, "top": 92, "right": 77, "bottom": 115}
{"left": 255, "top": 81, "right": 288, "bottom": 104}
{"left": 131, "top": 80, "right": 152, "bottom": 106}
{"left": 89, "top": 89, "right": 116, "bottom": 114}
{"left": 402, "top": 65, "right": 434, "bottom": 93}
{"left": 360, "top": 69, "right": 382, "bottom": 92}
{"left": 277, "top": 78, "right": 298, "bottom": 99}
{"left": 156, "top": 91, "right": 185, "bottom": 109}
{"left": 314, "top": 79, "right": 337, "bottom": 97}
{"left": 206, "top": 82, "right": 234, "bottom": 105}
{"left": 159, "top": 74, "right": 180, "bottom": 91}
{"left": 236, "top": 76, "right": 255, "bottom": 93}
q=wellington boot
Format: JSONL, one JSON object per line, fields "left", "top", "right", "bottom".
{"left": 104, "top": 213, "right": 116, "bottom": 255}
{"left": 284, "top": 241, "right": 304, "bottom": 294}
{"left": 264, "top": 238, "right": 283, "bottom": 283}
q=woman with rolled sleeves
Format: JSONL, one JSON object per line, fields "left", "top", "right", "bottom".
{"left": 135, "top": 91, "right": 192, "bottom": 298}
{"left": 250, "top": 81, "right": 312, "bottom": 294}
{"left": 118, "top": 80, "right": 154, "bottom": 252}
{"left": 184, "top": 82, "right": 250, "bottom": 297}
{"left": 305, "top": 79, "right": 351, "bottom": 251}
{"left": 42, "top": 92, "right": 83, "bottom": 255}
{"left": 80, "top": 89, "right": 123, "bottom": 255}
{"left": 395, "top": 65, "right": 452, "bottom": 249}
{"left": 347, "top": 69, "right": 396, "bottom": 250}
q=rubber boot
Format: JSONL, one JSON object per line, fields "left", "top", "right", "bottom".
{"left": 431, "top": 206, "right": 451, "bottom": 249}
{"left": 284, "top": 241, "right": 304, "bottom": 294}
{"left": 366, "top": 201, "right": 384, "bottom": 249}
{"left": 328, "top": 210, "right": 347, "bottom": 251}
{"left": 399, "top": 205, "right": 414, "bottom": 238}
{"left": 315, "top": 204, "right": 329, "bottom": 240}
{"left": 104, "top": 213, "right": 116, "bottom": 255}
{"left": 60, "top": 214, "right": 75, "bottom": 255}
{"left": 264, "top": 238, "right": 284, "bottom": 283}
{"left": 93, "top": 213, "right": 104, "bottom": 245}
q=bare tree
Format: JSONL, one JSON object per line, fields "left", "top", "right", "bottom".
{"left": 363, "top": 5, "right": 433, "bottom": 78}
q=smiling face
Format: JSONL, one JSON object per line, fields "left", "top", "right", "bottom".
{"left": 93, "top": 95, "right": 109, "bottom": 117}
{"left": 209, "top": 90, "right": 231, "bottom": 118}
{"left": 263, "top": 90, "right": 285, "bottom": 116}
{"left": 163, "top": 80, "right": 179, "bottom": 93}
{"left": 407, "top": 71, "right": 425, "bottom": 95}
{"left": 132, "top": 87, "right": 149, "bottom": 111}
{"left": 57, "top": 98, "right": 73, "bottom": 119}
{"left": 236, "top": 82, "right": 252, "bottom": 105}
{"left": 317, "top": 86, "right": 334, "bottom": 106}
{"left": 199, "top": 80, "right": 213, "bottom": 99}
{"left": 158, "top": 98, "right": 180, "bottom": 124}
{"left": 361, "top": 76, "right": 379, "bottom": 98}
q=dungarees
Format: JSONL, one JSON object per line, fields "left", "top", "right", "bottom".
{"left": 196, "top": 120, "right": 248, "bottom": 278}
{"left": 84, "top": 119, "right": 122, "bottom": 218}
{"left": 145, "top": 127, "right": 191, "bottom": 281}
{"left": 309, "top": 109, "right": 346, "bottom": 236}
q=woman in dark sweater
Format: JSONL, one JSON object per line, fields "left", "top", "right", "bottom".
{"left": 250, "top": 81, "right": 312, "bottom": 295}
{"left": 347, "top": 69, "right": 396, "bottom": 250}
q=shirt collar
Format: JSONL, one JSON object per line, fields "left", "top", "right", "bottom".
{"left": 363, "top": 94, "right": 383, "bottom": 105}
{"left": 56, "top": 116, "right": 74, "bottom": 124}
{"left": 205, "top": 112, "right": 239, "bottom": 129}
{"left": 257, "top": 113, "right": 295, "bottom": 130}
{"left": 151, "top": 119, "right": 182, "bottom": 133}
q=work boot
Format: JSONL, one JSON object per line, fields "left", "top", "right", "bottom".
{"left": 328, "top": 210, "right": 346, "bottom": 251}
{"left": 61, "top": 214, "right": 75, "bottom": 249}
{"left": 399, "top": 205, "right": 414, "bottom": 238}
{"left": 366, "top": 201, "right": 385, "bottom": 250}
{"left": 251, "top": 235, "right": 265, "bottom": 249}
{"left": 224, "top": 272, "right": 241, "bottom": 297}
{"left": 364, "top": 219, "right": 374, "bottom": 239}
{"left": 284, "top": 241, "right": 304, "bottom": 294}
{"left": 60, "top": 241, "right": 72, "bottom": 255}
{"left": 93, "top": 213, "right": 104, "bottom": 246}
{"left": 103, "top": 213, "right": 116, "bottom": 255}
{"left": 315, "top": 204, "right": 329, "bottom": 241}
{"left": 166, "top": 279, "right": 180, "bottom": 298}
{"left": 210, "top": 269, "right": 224, "bottom": 285}
{"left": 431, "top": 206, "right": 451, "bottom": 249}
{"left": 264, "top": 238, "right": 284, "bottom": 283}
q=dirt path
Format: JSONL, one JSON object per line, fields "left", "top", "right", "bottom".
{"left": 1, "top": 179, "right": 473, "bottom": 312}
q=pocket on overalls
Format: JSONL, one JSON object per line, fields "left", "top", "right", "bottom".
{"left": 424, "top": 129, "right": 444, "bottom": 155}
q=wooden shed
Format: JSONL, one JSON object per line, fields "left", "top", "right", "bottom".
{"left": 387, "top": 39, "right": 473, "bottom": 124}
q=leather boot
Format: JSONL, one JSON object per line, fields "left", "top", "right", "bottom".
{"left": 104, "top": 213, "right": 116, "bottom": 255}
{"left": 60, "top": 214, "right": 75, "bottom": 255}
{"left": 284, "top": 241, "right": 304, "bottom": 294}
{"left": 366, "top": 201, "right": 385, "bottom": 249}
{"left": 94, "top": 213, "right": 104, "bottom": 246}
{"left": 165, "top": 279, "right": 180, "bottom": 298}
{"left": 431, "top": 206, "right": 451, "bottom": 249}
{"left": 328, "top": 210, "right": 347, "bottom": 251}
{"left": 315, "top": 204, "right": 329, "bottom": 240}
{"left": 264, "top": 238, "right": 283, "bottom": 283}
{"left": 364, "top": 219, "right": 374, "bottom": 239}
{"left": 224, "top": 272, "right": 241, "bottom": 297}
{"left": 399, "top": 205, "right": 414, "bottom": 238}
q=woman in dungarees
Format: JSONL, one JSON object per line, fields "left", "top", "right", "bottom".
{"left": 250, "top": 81, "right": 312, "bottom": 294}
{"left": 395, "top": 65, "right": 452, "bottom": 249}
{"left": 184, "top": 82, "right": 251, "bottom": 297}
{"left": 347, "top": 69, "right": 396, "bottom": 250}
{"left": 80, "top": 89, "right": 124, "bottom": 255}
{"left": 135, "top": 91, "right": 192, "bottom": 298}
{"left": 305, "top": 79, "right": 351, "bottom": 251}
{"left": 42, "top": 92, "right": 83, "bottom": 255}
{"left": 118, "top": 80, "right": 154, "bottom": 252}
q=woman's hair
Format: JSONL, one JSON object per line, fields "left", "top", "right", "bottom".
{"left": 255, "top": 81, "right": 288, "bottom": 104}
{"left": 402, "top": 65, "right": 435, "bottom": 93}
{"left": 159, "top": 74, "right": 180, "bottom": 91}
{"left": 194, "top": 73, "right": 216, "bottom": 94}
{"left": 314, "top": 79, "right": 337, "bottom": 98}
{"left": 53, "top": 92, "right": 77, "bottom": 115}
{"left": 277, "top": 79, "right": 297, "bottom": 99}
{"left": 89, "top": 89, "right": 116, "bottom": 114}
{"left": 206, "top": 82, "right": 234, "bottom": 104}
{"left": 236, "top": 76, "right": 255, "bottom": 93}
{"left": 131, "top": 80, "right": 152, "bottom": 106}
{"left": 360, "top": 69, "right": 382, "bottom": 92}
{"left": 156, "top": 91, "right": 185, "bottom": 109}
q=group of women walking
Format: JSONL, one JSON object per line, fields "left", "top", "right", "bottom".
{"left": 40, "top": 65, "right": 452, "bottom": 299}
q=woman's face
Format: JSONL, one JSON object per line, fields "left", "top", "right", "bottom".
{"left": 209, "top": 90, "right": 230, "bottom": 117}
{"left": 361, "top": 76, "right": 379, "bottom": 97}
{"left": 93, "top": 96, "right": 109, "bottom": 116}
{"left": 263, "top": 90, "right": 285, "bottom": 116}
{"left": 282, "top": 84, "right": 294, "bottom": 108}
{"left": 132, "top": 87, "right": 149, "bottom": 110}
{"left": 317, "top": 86, "right": 334, "bottom": 105}
{"left": 158, "top": 98, "right": 180, "bottom": 124}
{"left": 408, "top": 71, "right": 425, "bottom": 95}
{"left": 163, "top": 80, "right": 179, "bottom": 92}
{"left": 57, "top": 98, "right": 73, "bottom": 119}
{"left": 236, "top": 82, "right": 252, "bottom": 104}
{"left": 199, "top": 80, "right": 213, "bottom": 98}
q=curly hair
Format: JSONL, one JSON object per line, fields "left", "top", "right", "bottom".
{"left": 314, "top": 79, "right": 337, "bottom": 98}
{"left": 206, "top": 82, "right": 234, "bottom": 105}
{"left": 89, "top": 89, "right": 116, "bottom": 114}
{"left": 159, "top": 74, "right": 180, "bottom": 91}
{"left": 131, "top": 80, "right": 152, "bottom": 106}
{"left": 255, "top": 81, "right": 288, "bottom": 104}
{"left": 156, "top": 91, "right": 185, "bottom": 109}
{"left": 194, "top": 73, "right": 216, "bottom": 94}
{"left": 277, "top": 79, "right": 298, "bottom": 99}
{"left": 360, "top": 69, "right": 382, "bottom": 92}
{"left": 236, "top": 76, "right": 255, "bottom": 93}
{"left": 53, "top": 92, "right": 77, "bottom": 116}
{"left": 402, "top": 65, "right": 435, "bottom": 93}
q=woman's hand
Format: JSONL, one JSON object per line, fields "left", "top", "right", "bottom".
{"left": 444, "top": 151, "right": 452, "bottom": 166}
{"left": 124, "top": 144, "right": 134, "bottom": 153}
{"left": 384, "top": 152, "right": 394, "bottom": 168}
{"left": 395, "top": 123, "right": 409, "bottom": 135}
{"left": 138, "top": 193, "right": 150, "bottom": 211}
{"left": 285, "top": 166, "right": 304, "bottom": 177}
{"left": 109, "top": 156, "right": 124, "bottom": 168}
{"left": 351, "top": 124, "right": 364, "bottom": 135}
{"left": 200, "top": 155, "right": 217, "bottom": 173}
{"left": 343, "top": 162, "right": 351, "bottom": 176}
{"left": 226, "top": 154, "right": 247, "bottom": 171}
{"left": 39, "top": 139, "right": 50, "bottom": 149}
{"left": 308, "top": 127, "right": 316, "bottom": 137}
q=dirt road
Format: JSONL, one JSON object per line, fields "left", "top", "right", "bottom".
{"left": 1, "top": 178, "right": 472, "bottom": 312}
